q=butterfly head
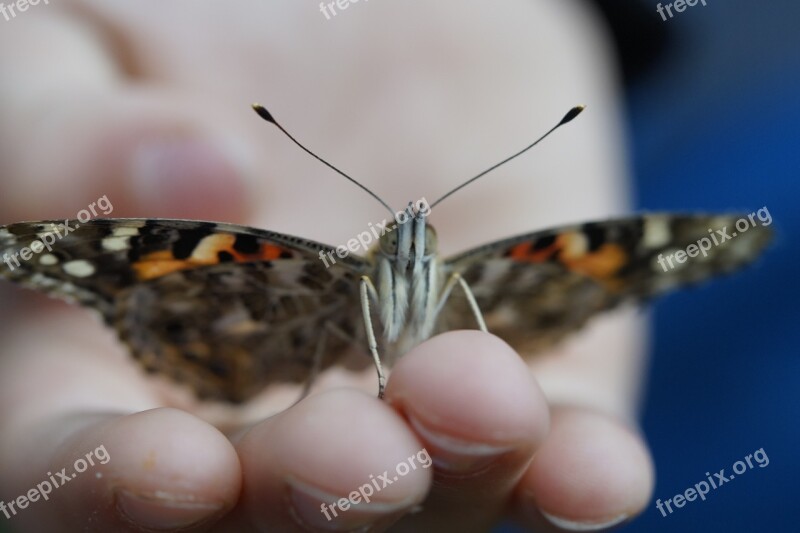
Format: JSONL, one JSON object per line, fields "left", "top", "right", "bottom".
{"left": 378, "top": 201, "right": 437, "bottom": 274}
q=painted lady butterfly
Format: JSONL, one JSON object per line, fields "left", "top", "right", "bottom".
{"left": 0, "top": 106, "right": 772, "bottom": 403}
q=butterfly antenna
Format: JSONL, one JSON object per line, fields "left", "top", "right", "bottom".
{"left": 430, "top": 105, "right": 586, "bottom": 209}
{"left": 252, "top": 104, "right": 395, "bottom": 216}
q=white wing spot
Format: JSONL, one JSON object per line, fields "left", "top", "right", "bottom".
{"left": 112, "top": 226, "right": 140, "bottom": 237}
{"left": 63, "top": 260, "right": 96, "bottom": 278}
{"left": 562, "top": 232, "right": 588, "bottom": 257}
{"left": 102, "top": 236, "right": 130, "bottom": 251}
{"left": 643, "top": 217, "right": 671, "bottom": 248}
{"left": 39, "top": 253, "right": 59, "bottom": 266}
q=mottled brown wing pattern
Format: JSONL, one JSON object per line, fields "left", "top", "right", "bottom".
{"left": 440, "top": 214, "right": 772, "bottom": 353}
{"left": 113, "top": 260, "right": 370, "bottom": 402}
{"left": 0, "top": 219, "right": 370, "bottom": 402}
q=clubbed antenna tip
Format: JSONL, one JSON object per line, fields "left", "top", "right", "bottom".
{"left": 559, "top": 105, "right": 586, "bottom": 126}
{"left": 252, "top": 103, "right": 277, "bottom": 124}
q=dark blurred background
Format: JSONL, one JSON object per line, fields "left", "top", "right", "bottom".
{"left": 503, "top": 0, "right": 799, "bottom": 531}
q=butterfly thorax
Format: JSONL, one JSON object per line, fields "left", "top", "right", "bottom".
{"left": 369, "top": 206, "right": 440, "bottom": 348}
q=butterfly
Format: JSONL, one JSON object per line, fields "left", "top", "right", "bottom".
{"left": 0, "top": 105, "right": 773, "bottom": 403}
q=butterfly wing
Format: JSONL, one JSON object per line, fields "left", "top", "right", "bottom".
{"left": 440, "top": 214, "right": 772, "bottom": 352}
{"left": 0, "top": 219, "right": 370, "bottom": 402}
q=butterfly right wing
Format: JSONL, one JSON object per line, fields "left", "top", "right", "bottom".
{"left": 440, "top": 214, "right": 773, "bottom": 353}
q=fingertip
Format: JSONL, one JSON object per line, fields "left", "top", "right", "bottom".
{"left": 237, "top": 389, "right": 431, "bottom": 531}
{"left": 387, "top": 330, "right": 549, "bottom": 461}
{"left": 376, "top": 331, "right": 549, "bottom": 531}
{"left": 515, "top": 407, "right": 654, "bottom": 531}
{"left": 2, "top": 408, "right": 240, "bottom": 531}
{"left": 67, "top": 408, "right": 241, "bottom": 530}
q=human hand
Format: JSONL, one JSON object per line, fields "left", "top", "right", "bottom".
{"left": 0, "top": 1, "right": 653, "bottom": 531}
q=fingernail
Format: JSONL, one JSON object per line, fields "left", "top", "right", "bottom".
{"left": 115, "top": 488, "right": 224, "bottom": 530}
{"left": 541, "top": 510, "right": 629, "bottom": 531}
{"left": 407, "top": 414, "right": 514, "bottom": 474}
{"left": 287, "top": 476, "right": 411, "bottom": 532}
{"left": 130, "top": 136, "right": 252, "bottom": 218}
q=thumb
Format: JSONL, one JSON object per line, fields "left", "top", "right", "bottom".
{"left": 3, "top": 89, "right": 256, "bottom": 222}
{"left": 0, "top": 10, "right": 256, "bottom": 222}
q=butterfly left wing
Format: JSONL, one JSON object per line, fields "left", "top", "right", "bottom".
{"left": 0, "top": 219, "right": 371, "bottom": 402}
{"left": 439, "top": 214, "right": 772, "bottom": 353}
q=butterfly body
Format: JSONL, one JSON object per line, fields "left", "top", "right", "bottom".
{"left": 369, "top": 205, "right": 442, "bottom": 349}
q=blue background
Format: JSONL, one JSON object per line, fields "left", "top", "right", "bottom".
{"left": 628, "top": 1, "right": 798, "bottom": 531}
{"left": 502, "top": 0, "right": 799, "bottom": 531}
{"left": 628, "top": 0, "right": 800, "bottom": 529}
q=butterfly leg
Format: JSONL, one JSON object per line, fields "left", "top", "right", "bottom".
{"left": 360, "top": 275, "right": 387, "bottom": 399}
{"left": 434, "top": 272, "right": 488, "bottom": 332}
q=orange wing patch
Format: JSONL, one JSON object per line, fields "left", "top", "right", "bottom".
{"left": 132, "top": 250, "right": 195, "bottom": 281}
{"left": 133, "top": 233, "right": 293, "bottom": 281}
{"left": 561, "top": 243, "right": 627, "bottom": 280}
{"left": 506, "top": 232, "right": 628, "bottom": 284}
{"left": 507, "top": 241, "right": 558, "bottom": 263}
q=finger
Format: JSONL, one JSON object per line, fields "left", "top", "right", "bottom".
{"left": 385, "top": 331, "right": 550, "bottom": 532}
{"left": 0, "top": 408, "right": 240, "bottom": 532}
{"left": 513, "top": 407, "right": 654, "bottom": 531}
{"left": 0, "top": 311, "right": 242, "bottom": 532}
{"left": 231, "top": 389, "right": 431, "bottom": 532}
{"left": 0, "top": 9, "right": 255, "bottom": 222}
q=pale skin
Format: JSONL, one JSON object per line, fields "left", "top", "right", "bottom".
{"left": 0, "top": 0, "right": 654, "bottom": 531}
